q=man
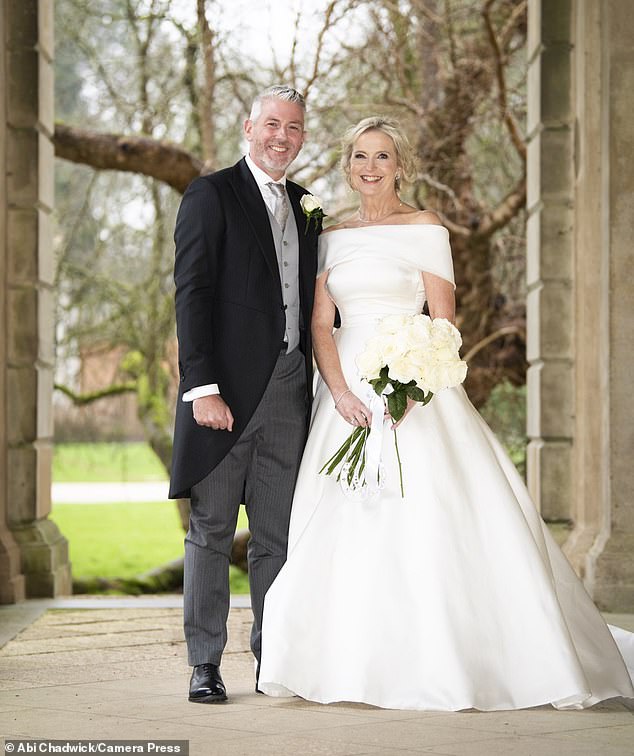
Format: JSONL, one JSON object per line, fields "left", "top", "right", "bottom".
{"left": 169, "top": 86, "right": 319, "bottom": 703}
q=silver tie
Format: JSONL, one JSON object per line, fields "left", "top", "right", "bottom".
{"left": 267, "top": 182, "right": 289, "bottom": 230}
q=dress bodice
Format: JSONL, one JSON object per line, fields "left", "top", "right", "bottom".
{"left": 318, "top": 225, "right": 455, "bottom": 328}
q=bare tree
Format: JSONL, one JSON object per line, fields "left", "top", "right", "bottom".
{"left": 55, "top": 0, "right": 200, "bottom": 528}
{"left": 54, "top": 0, "right": 528, "bottom": 585}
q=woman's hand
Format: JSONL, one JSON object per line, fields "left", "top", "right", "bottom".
{"left": 334, "top": 390, "right": 372, "bottom": 427}
{"left": 385, "top": 397, "right": 417, "bottom": 430}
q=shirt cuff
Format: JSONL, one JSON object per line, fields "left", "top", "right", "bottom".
{"left": 182, "top": 383, "right": 220, "bottom": 402}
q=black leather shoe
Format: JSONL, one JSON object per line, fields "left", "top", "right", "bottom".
{"left": 188, "top": 663, "right": 227, "bottom": 703}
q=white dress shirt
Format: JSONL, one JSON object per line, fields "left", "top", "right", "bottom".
{"left": 182, "top": 155, "right": 287, "bottom": 402}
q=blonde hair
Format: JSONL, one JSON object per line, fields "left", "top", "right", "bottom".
{"left": 340, "top": 116, "right": 417, "bottom": 192}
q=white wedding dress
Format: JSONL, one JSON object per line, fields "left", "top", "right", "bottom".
{"left": 258, "top": 224, "right": 634, "bottom": 711}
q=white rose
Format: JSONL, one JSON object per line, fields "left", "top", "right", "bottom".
{"left": 411, "top": 315, "right": 433, "bottom": 341}
{"left": 401, "top": 324, "right": 420, "bottom": 350}
{"left": 406, "top": 347, "right": 428, "bottom": 373}
{"left": 431, "top": 343, "right": 457, "bottom": 362}
{"left": 414, "top": 361, "right": 439, "bottom": 392}
{"left": 356, "top": 345, "right": 385, "bottom": 380}
{"left": 422, "top": 363, "right": 445, "bottom": 394}
{"left": 381, "top": 340, "right": 405, "bottom": 364}
{"left": 388, "top": 354, "right": 418, "bottom": 385}
{"left": 362, "top": 334, "right": 390, "bottom": 363}
{"left": 402, "top": 321, "right": 431, "bottom": 350}
{"left": 300, "top": 194, "right": 323, "bottom": 213}
{"left": 432, "top": 318, "right": 462, "bottom": 350}
{"left": 449, "top": 360, "right": 468, "bottom": 385}
{"left": 422, "top": 359, "right": 467, "bottom": 392}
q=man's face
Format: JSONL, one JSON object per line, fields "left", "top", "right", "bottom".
{"left": 244, "top": 98, "right": 305, "bottom": 180}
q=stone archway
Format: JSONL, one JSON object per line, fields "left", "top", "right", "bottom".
{"left": 0, "top": 0, "right": 632, "bottom": 608}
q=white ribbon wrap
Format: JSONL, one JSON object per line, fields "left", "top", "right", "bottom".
{"left": 361, "top": 381, "right": 387, "bottom": 496}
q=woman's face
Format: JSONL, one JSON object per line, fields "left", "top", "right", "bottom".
{"left": 349, "top": 129, "right": 400, "bottom": 198}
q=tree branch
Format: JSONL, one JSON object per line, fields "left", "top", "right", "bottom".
{"left": 54, "top": 124, "right": 203, "bottom": 193}
{"left": 501, "top": 0, "right": 528, "bottom": 50}
{"left": 477, "top": 173, "right": 527, "bottom": 238}
{"left": 463, "top": 325, "right": 526, "bottom": 364}
{"left": 289, "top": 9, "right": 301, "bottom": 85}
{"left": 54, "top": 382, "right": 137, "bottom": 406}
{"left": 417, "top": 171, "right": 464, "bottom": 211}
{"left": 482, "top": 0, "right": 526, "bottom": 161}
{"left": 197, "top": 0, "right": 217, "bottom": 170}
{"left": 303, "top": 1, "right": 338, "bottom": 99}
{"left": 54, "top": 172, "right": 99, "bottom": 286}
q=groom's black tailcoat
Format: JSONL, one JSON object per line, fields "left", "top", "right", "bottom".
{"left": 169, "top": 158, "right": 319, "bottom": 499}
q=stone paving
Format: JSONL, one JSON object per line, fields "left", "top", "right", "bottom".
{"left": 0, "top": 598, "right": 632, "bottom": 756}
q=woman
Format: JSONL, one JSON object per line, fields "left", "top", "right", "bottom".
{"left": 258, "top": 116, "right": 634, "bottom": 711}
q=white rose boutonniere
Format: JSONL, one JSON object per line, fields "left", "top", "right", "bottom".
{"left": 299, "top": 194, "right": 327, "bottom": 235}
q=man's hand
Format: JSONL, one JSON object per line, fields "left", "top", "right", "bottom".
{"left": 192, "top": 394, "right": 234, "bottom": 431}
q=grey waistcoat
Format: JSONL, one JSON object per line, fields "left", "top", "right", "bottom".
{"left": 266, "top": 204, "right": 301, "bottom": 353}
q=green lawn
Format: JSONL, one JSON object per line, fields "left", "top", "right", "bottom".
{"left": 52, "top": 442, "right": 250, "bottom": 594}
{"left": 50, "top": 501, "right": 183, "bottom": 577}
{"left": 53, "top": 442, "right": 167, "bottom": 482}
{"left": 50, "top": 501, "right": 250, "bottom": 593}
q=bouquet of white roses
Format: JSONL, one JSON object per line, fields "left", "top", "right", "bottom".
{"left": 320, "top": 313, "right": 468, "bottom": 497}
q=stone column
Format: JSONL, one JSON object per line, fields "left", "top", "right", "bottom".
{"left": 525, "top": 0, "right": 575, "bottom": 522}
{"left": 527, "top": 0, "right": 634, "bottom": 611}
{"left": 0, "top": 0, "right": 25, "bottom": 603}
{"left": 563, "top": 0, "right": 634, "bottom": 610}
{"left": 1, "top": 0, "right": 71, "bottom": 601}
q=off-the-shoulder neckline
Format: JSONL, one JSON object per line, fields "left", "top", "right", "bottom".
{"left": 322, "top": 223, "right": 448, "bottom": 236}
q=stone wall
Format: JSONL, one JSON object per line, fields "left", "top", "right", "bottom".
{"left": 527, "top": 0, "right": 634, "bottom": 610}
{"left": 0, "top": 0, "right": 25, "bottom": 604}
{"left": 525, "top": 0, "right": 574, "bottom": 522}
{"left": 0, "top": 0, "right": 70, "bottom": 602}
{"left": 564, "top": 0, "right": 634, "bottom": 610}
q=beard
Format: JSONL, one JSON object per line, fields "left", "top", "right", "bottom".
{"left": 250, "top": 138, "right": 301, "bottom": 176}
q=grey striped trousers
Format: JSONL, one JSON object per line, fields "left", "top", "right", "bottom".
{"left": 183, "top": 347, "right": 308, "bottom": 667}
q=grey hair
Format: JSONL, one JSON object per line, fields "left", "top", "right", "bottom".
{"left": 249, "top": 85, "right": 306, "bottom": 122}
{"left": 340, "top": 116, "right": 417, "bottom": 192}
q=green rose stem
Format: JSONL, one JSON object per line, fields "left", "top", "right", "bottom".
{"left": 319, "top": 426, "right": 364, "bottom": 476}
{"left": 303, "top": 209, "right": 326, "bottom": 235}
{"left": 346, "top": 427, "right": 369, "bottom": 485}
{"left": 393, "top": 428, "right": 404, "bottom": 497}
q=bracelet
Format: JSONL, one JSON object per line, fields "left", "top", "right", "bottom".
{"left": 334, "top": 389, "right": 351, "bottom": 408}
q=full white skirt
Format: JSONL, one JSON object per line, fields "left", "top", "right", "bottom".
{"left": 259, "top": 323, "right": 634, "bottom": 711}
